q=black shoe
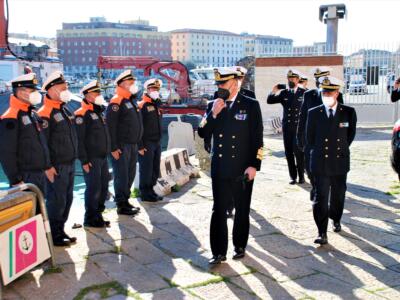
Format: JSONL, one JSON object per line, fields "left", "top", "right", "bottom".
{"left": 84, "top": 220, "right": 107, "bottom": 228}
{"left": 333, "top": 222, "right": 342, "bottom": 233}
{"left": 124, "top": 202, "right": 141, "bottom": 211}
{"left": 53, "top": 237, "right": 71, "bottom": 247}
{"left": 289, "top": 180, "right": 296, "bottom": 185}
{"left": 227, "top": 210, "right": 234, "bottom": 219}
{"left": 141, "top": 194, "right": 159, "bottom": 202}
{"left": 208, "top": 255, "right": 227, "bottom": 265}
{"left": 62, "top": 232, "right": 77, "bottom": 243}
{"left": 99, "top": 217, "right": 111, "bottom": 227}
{"left": 314, "top": 233, "right": 328, "bottom": 245}
{"left": 117, "top": 206, "right": 139, "bottom": 216}
{"left": 233, "top": 248, "right": 246, "bottom": 260}
{"left": 298, "top": 178, "right": 305, "bottom": 184}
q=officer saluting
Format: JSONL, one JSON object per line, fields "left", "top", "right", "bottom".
{"left": 75, "top": 80, "right": 111, "bottom": 228}
{"left": 138, "top": 79, "right": 163, "bottom": 202}
{"left": 299, "top": 75, "right": 308, "bottom": 90}
{"left": 205, "top": 67, "right": 256, "bottom": 218}
{"left": 0, "top": 73, "right": 50, "bottom": 193}
{"left": 106, "top": 70, "right": 143, "bottom": 215}
{"left": 297, "top": 67, "right": 344, "bottom": 200}
{"left": 306, "top": 76, "right": 357, "bottom": 245}
{"left": 38, "top": 71, "right": 78, "bottom": 246}
{"left": 198, "top": 67, "right": 263, "bottom": 264}
{"left": 267, "top": 69, "right": 305, "bottom": 184}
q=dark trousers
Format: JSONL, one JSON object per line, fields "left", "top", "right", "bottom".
{"left": 111, "top": 144, "right": 138, "bottom": 207}
{"left": 283, "top": 127, "right": 304, "bottom": 181}
{"left": 21, "top": 170, "right": 47, "bottom": 197}
{"left": 210, "top": 177, "right": 254, "bottom": 256}
{"left": 138, "top": 141, "right": 161, "bottom": 197}
{"left": 46, "top": 163, "right": 75, "bottom": 239}
{"left": 83, "top": 157, "right": 109, "bottom": 223}
{"left": 313, "top": 174, "right": 347, "bottom": 234}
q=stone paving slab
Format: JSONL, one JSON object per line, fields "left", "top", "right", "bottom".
{"left": 89, "top": 253, "right": 169, "bottom": 293}
{"left": 283, "top": 273, "right": 384, "bottom": 300}
{"left": 4, "top": 261, "right": 111, "bottom": 300}
{"left": 147, "top": 258, "right": 220, "bottom": 287}
{"left": 140, "top": 287, "right": 198, "bottom": 300}
{"left": 229, "top": 272, "right": 305, "bottom": 299}
{"left": 188, "top": 282, "right": 256, "bottom": 300}
{"left": 119, "top": 237, "right": 171, "bottom": 265}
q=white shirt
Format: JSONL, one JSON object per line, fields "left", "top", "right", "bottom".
{"left": 226, "top": 93, "right": 238, "bottom": 109}
{"left": 324, "top": 102, "right": 338, "bottom": 117}
{"left": 289, "top": 87, "right": 298, "bottom": 94}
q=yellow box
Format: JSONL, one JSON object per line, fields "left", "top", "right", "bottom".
{"left": 0, "top": 201, "right": 34, "bottom": 233}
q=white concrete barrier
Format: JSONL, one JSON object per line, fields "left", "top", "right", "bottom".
{"left": 134, "top": 148, "right": 200, "bottom": 197}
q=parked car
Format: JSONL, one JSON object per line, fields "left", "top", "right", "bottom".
{"left": 348, "top": 79, "right": 368, "bottom": 95}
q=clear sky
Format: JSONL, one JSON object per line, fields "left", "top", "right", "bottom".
{"left": 6, "top": 0, "right": 400, "bottom": 48}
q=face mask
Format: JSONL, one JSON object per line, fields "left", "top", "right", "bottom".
{"left": 149, "top": 91, "right": 160, "bottom": 100}
{"left": 129, "top": 84, "right": 138, "bottom": 95}
{"left": 322, "top": 96, "right": 335, "bottom": 107}
{"left": 288, "top": 81, "right": 296, "bottom": 89}
{"left": 298, "top": 84, "right": 304, "bottom": 89}
{"left": 216, "top": 87, "right": 230, "bottom": 101}
{"left": 94, "top": 95, "right": 106, "bottom": 106}
{"left": 28, "top": 91, "right": 42, "bottom": 105}
{"left": 59, "top": 89, "right": 71, "bottom": 103}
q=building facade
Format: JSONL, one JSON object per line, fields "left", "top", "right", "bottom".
{"left": 57, "top": 17, "right": 171, "bottom": 76}
{"left": 170, "top": 29, "right": 244, "bottom": 67}
{"left": 242, "top": 34, "right": 293, "bottom": 57}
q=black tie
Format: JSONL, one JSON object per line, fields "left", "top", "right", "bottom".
{"left": 329, "top": 108, "right": 334, "bottom": 121}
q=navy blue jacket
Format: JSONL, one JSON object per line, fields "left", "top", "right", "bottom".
{"left": 306, "top": 103, "right": 357, "bottom": 176}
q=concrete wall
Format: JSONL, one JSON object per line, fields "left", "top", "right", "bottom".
{"left": 254, "top": 56, "right": 344, "bottom": 123}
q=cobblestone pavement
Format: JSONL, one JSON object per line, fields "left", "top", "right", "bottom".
{"left": 2, "top": 127, "right": 400, "bottom": 300}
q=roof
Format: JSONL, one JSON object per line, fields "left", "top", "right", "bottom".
{"left": 169, "top": 28, "right": 240, "bottom": 36}
{"left": 8, "top": 37, "right": 47, "bottom": 48}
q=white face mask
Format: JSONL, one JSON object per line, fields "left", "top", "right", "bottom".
{"left": 322, "top": 96, "right": 335, "bottom": 107}
{"left": 149, "top": 91, "right": 160, "bottom": 100}
{"left": 59, "top": 90, "right": 71, "bottom": 103}
{"left": 298, "top": 84, "right": 304, "bottom": 89}
{"left": 129, "top": 84, "right": 138, "bottom": 95}
{"left": 94, "top": 95, "right": 106, "bottom": 106}
{"left": 28, "top": 91, "right": 42, "bottom": 105}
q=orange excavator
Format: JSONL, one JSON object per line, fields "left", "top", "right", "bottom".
{"left": 97, "top": 56, "right": 207, "bottom": 115}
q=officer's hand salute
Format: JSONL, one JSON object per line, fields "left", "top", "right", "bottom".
{"left": 198, "top": 66, "right": 263, "bottom": 265}
{"left": 211, "top": 98, "right": 226, "bottom": 117}
{"left": 267, "top": 69, "right": 306, "bottom": 185}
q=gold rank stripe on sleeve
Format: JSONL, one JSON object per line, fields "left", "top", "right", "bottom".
{"left": 257, "top": 147, "right": 264, "bottom": 160}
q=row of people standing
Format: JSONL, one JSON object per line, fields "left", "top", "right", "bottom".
{"left": 267, "top": 68, "right": 356, "bottom": 245}
{"left": 0, "top": 70, "right": 164, "bottom": 246}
